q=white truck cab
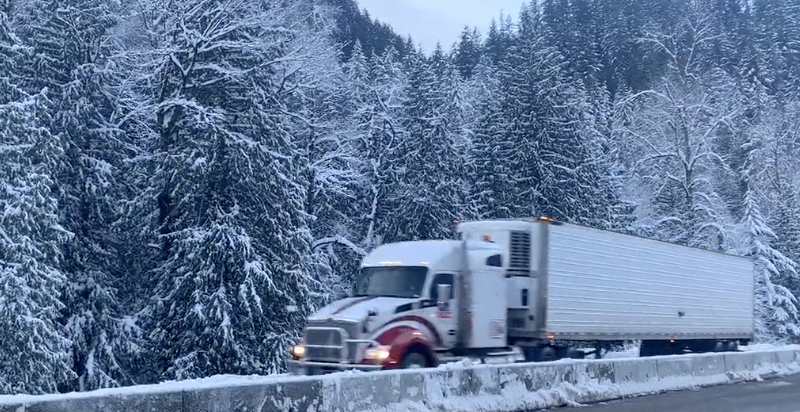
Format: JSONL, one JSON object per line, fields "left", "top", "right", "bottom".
{"left": 287, "top": 234, "right": 522, "bottom": 374}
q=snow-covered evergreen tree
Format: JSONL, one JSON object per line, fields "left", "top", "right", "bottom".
{"left": 0, "top": 7, "right": 77, "bottom": 394}
{"left": 0, "top": 6, "right": 26, "bottom": 102}
{"left": 9, "top": 0, "right": 143, "bottom": 391}
{"left": 771, "top": 201, "right": 800, "bottom": 296}
{"left": 56, "top": 62, "right": 144, "bottom": 392}
{"left": 467, "top": 56, "right": 515, "bottom": 219}
{"left": 116, "top": 0, "right": 335, "bottom": 379}
{"left": 386, "top": 46, "right": 471, "bottom": 241}
{"left": 738, "top": 185, "right": 800, "bottom": 340}
{"left": 751, "top": 0, "right": 800, "bottom": 100}
{"left": 308, "top": 40, "right": 382, "bottom": 288}
{"left": 454, "top": 26, "right": 482, "bottom": 79}
{"left": 745, "top": 98, "right": 800, "bottom": 300}
{"left": 498, "top": 3, "right": 608, "bottom": 223}
{"left": 484, "top": 14, "right": 514, "bottom": 65}
{"left": 0, "top": 89, "right": 75, "bottom": 394}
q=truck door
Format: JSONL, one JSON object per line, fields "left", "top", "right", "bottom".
{"left": 430, "top": 272, "right": 457, "bottom": 347}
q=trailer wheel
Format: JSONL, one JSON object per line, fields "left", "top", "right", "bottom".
{"left": 401, "top": 352, "right": 428, "bottom": 369}
{"left": 541, "top": 346, "right": 559, "bottom": 362}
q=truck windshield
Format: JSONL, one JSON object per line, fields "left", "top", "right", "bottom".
{"left": 353, "top": 266, "right": 428, "bottom": 299}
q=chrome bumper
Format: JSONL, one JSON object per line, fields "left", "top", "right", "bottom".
{"left": 287, "top": 359, "right": 384, "bottom": 375}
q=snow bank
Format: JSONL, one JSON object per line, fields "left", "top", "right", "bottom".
{"left": 0, "top": 373, "right": 295, "bottom": 404}
{"left": 592, "top": 341, "right": 800, "bottom": 359}
{"left": 741, "top": 342, "right": 800, "bottom": 352}
{"left": 2, "top": 349, "right": 799, "bottom": 412}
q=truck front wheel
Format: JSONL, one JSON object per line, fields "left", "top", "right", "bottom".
{"left": 401, "top": 352, "right": 428, "bottom": 369}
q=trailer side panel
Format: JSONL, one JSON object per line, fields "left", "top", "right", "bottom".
{"left": 542, "top": 223, "right": 754, "bottom": 340}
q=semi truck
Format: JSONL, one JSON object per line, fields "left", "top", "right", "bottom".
{"left": 288, "top": 217, "right": 755, "bottom": 375}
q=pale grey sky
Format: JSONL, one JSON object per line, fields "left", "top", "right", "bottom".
{"left": 357, "top": 0, "right": 526, "bottom": 52}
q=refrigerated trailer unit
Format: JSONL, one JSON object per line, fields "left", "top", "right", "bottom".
{"left": 288, "top": 217, "right": 755, "bottom": 374}
{"left": 458, "top": 218, "right": 755, "bottom": 360}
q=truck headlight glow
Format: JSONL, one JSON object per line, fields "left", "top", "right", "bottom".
{"left": 291, "top": 345, "right": 305, "bottom": 360}
{"left": 363, "top": 345, "right": 391, "bottom": 362}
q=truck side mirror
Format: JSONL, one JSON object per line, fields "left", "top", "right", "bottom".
{"left": 437, "top": 284, "right": 452, "bottom": 311}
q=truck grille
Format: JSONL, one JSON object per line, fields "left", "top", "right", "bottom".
{"left": 508, "top": 230, "right": 531, "bottom": 276}
{"left": 307, "top": 319, "right": 361, "bottom": 340}
{"left": 303, "top": 319, "right": 362, "bottom": 362}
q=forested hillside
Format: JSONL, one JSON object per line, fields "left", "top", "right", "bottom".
{"left": 1, "top": 0, "right": 799, "bottom": 395}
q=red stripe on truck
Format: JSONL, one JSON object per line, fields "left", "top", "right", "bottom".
{"left": 377, "top": 315, "right": 443, "bottom": 347}
{"left": 373, "top": 325, "right": 433, "bottom": 369}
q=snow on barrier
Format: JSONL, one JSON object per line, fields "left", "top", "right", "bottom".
{"left": 2, "top": 347, "right": 800, "bottom": 412}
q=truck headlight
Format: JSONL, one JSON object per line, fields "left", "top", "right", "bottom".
{"left": 363, "top": 345, "right": 391, "bottom": 362}
{"left": 290, "top": 345, "right": 305, "bottom": 360}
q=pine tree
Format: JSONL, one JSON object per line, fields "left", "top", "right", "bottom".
{"left": 1, "top": 6, "right": 78, "bottom": 394}
{"left": 582, "top": 86, "right": 635, "bottom": 231}
{"left": 302, "top": 42, "right": 410, "bottom": 267}
{"left": 0, "top": 89, "right": 75, "bottom": 394}
{"left": 771, "top": 200, "right": 800, "bottom": 296}
{"left": 56, "top": 61, "right": 143, "bottom": 392}
{"left": 316, "top": 39, "right": 370, "bottom": 235}
{"left": 117, "top": 0, "right": 332, "bottom": 379}
{"left": 739, "top": 186, "right": 800, "bottom": 340}
{"left": 454, "top": 26, "right": 482, "bottom": 79}
{"left": 592, "top": 0, "right": 651, "bottom": 94}
{"left": 300, "top": 39, "right": 364, "bottom": 300}
{"left": 747, "top": 98, "right": 800, "bottom": 299}
{"left": 0, "top": 6, "right": 26, "bottom": 102}
{"left": 386, "top": 48, "right": 470, "bottom": 242}
{"left": 498, "top": 3, "right": 607, "bottom": 222}
{"left": 467, "top": 56, "right": 513, "bottom": 219}
{"left": 484, "top": 15, "right": 513, "bottom": 65}
{"left": 305, "top": 42, "right": 410, "bottom": 290}
{"left": 751, "top": 0, "right": 800, "bottom": 100}
{"left": 9, "top": 0, "right": 140, "bottom": 391}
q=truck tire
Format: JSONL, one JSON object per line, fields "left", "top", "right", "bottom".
{"left": 401, "top": 352, "right": 428, "bottom": 369}
{"left": 540, "top": 346, "right": 559, "bottom": 362}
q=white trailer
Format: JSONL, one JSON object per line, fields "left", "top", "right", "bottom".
{"left": 288, "top": 217, "right": 755, "bottom": 374}
{"left": 458, "top": 218, "right": 755, "bottom": 359}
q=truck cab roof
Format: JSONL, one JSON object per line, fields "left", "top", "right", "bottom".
{"left": 361, "top": 239, "right": 505, "bottom": 269}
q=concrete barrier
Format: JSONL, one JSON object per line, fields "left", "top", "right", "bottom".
{"left": 183, "top": 377, "right": 324, "bottom": 412}
{"left": 323, "top": 369, "right": 424, "bottom": 412}
{"left": 0, "top": 390, "right": 184, "bottom": 412}
{"left": 610, "top": 357, "right": 658, "bottom": 384}
{"left": 2, "top": 348, "right": 800, "bottom": 412}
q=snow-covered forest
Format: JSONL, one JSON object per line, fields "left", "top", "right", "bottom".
{"left": 1, "top": 0, "right": 799, "bottom": 396}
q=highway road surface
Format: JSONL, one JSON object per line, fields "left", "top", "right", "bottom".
{"left": 553, "top": 373, "right": 800, "bottom": 412}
